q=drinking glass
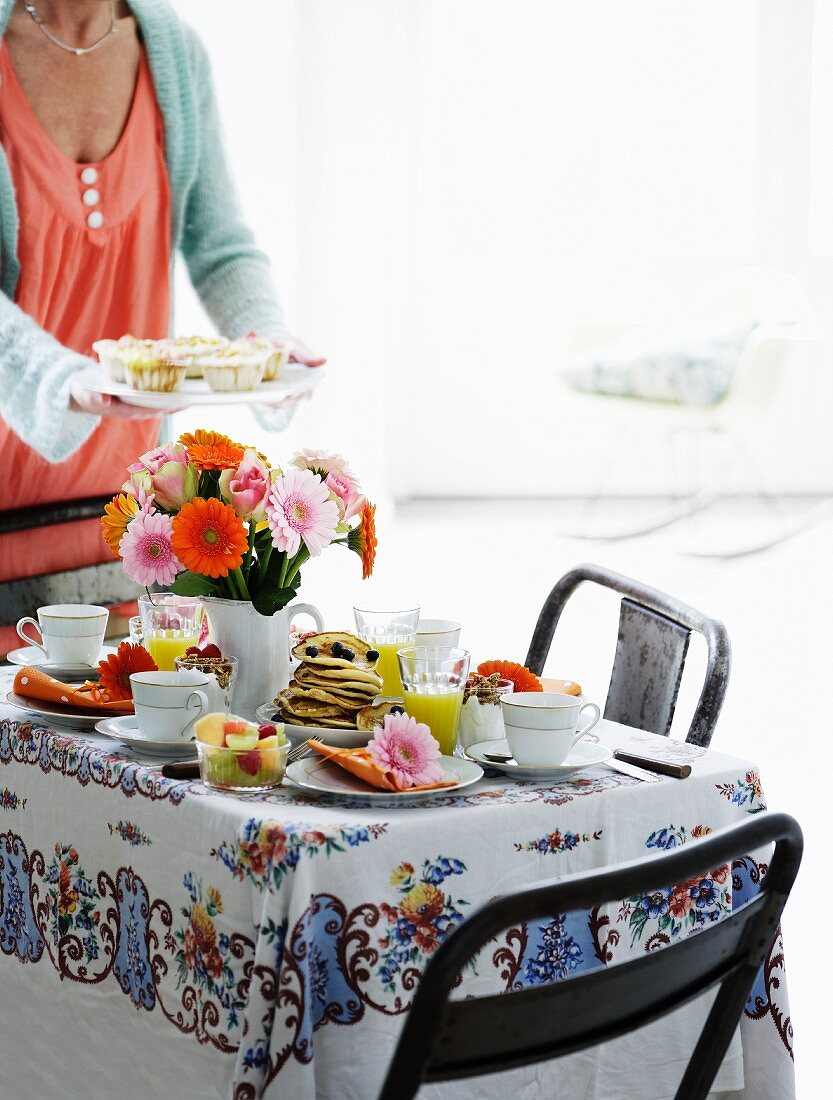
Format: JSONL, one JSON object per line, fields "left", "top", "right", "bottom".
{"left": 353, "top": 604, "right": 420, "bottom": 698}
{"left": 139, "top": 594, "right": 204, "bottom": 672}
{"left": 128, "top": 615, "right": 144, "bottom": 646}
{"left": 397, "top": 646, "right": 471, "bottom": 755}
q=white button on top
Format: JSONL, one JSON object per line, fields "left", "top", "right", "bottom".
{"left": 87, "top": 210, "right": 104, "bottom": 229}
{"left": 82, "top": 188, "right": 100, "bottom": 207}
{"left": 80, "top": 166, "right": 98, "bottom": 185}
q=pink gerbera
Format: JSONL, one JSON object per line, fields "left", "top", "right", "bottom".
{"left": 119, "top": 510, "right": 183, "bottom": 587}
{"left": 368, "top": 713, "right": 446, "bottom": 789}
{"left": 265, "top": 466, "right": 340, "bottom": 557}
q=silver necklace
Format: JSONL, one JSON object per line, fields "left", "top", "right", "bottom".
{"left": 23, "top": 2, "right": 118, "bottom": 57}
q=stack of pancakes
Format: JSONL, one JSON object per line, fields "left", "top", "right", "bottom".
{"left": 275, "top": 631, "right": 394, "bottom": 731}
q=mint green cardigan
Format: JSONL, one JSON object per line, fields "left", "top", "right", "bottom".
{"left": 0, "top": 0, "right": 289, "bottom": 462}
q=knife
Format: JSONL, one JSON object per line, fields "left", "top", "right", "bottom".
{"left": 606, "top": 758, "right": 663, "bottom": 783}
{"left": 161, "top": 760, "right": 200, "bottom": 780}
{"left": 613, "top": 750, "right": 692, "bottom": 779}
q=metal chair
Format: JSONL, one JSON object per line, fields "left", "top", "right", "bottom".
{"left": 524, "top": 563, "right": 730, "bottom": 747}
{"left": 0, "top": 497, "right": 140, "bottom": 630}
{"left": 379, "top": 813, "right": 802, "bottom": 1100}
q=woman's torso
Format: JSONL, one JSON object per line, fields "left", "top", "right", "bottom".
{"left": 0, "top": 27, "right": 172, "bottom": 645}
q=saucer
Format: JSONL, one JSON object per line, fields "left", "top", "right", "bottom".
{"left": 465, "top": 738, "right": 612, "bottom": 780}
{"left": 7, "top": 644, "right": 117, "bottom": 681}
{"left": 94, "top": 715, "right": 198, "bottom": 757}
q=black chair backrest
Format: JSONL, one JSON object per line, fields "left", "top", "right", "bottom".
{"left": 379, "top": 813, "right": 802, "bottom": 1100}
{"left": 0, "top": 497, "right": 140, "bottom": 628}
{"left": 524, "top": 562, "right": 731, "bottom": 746}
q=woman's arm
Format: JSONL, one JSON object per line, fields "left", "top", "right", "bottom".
{"left": 0, "top": 290, "right": 100, "bottom": 462}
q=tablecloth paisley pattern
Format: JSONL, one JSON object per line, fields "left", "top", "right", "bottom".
{"left": 0, "top": 668, "right": 795, "bottom": 1100}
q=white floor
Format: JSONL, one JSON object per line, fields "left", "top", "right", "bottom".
{"left": 298, "top": 495, "right": 831, "bottom": 1097}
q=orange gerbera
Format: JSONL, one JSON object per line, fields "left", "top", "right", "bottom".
{"left": 92, "top": 642, "right": 157, "bottom": 703}
{"left": 179, "top": 429, "right": 245, "bottom": 472}
{"left": 477, "top": 659, "right": 542, "bottom": 693}
{"left": 355, "top": 500, "right": 377, "bottom": 579}
{"left": 171, "top": 497, "right": 248, "bottom": 578}
{"left": 100, "top": 493, "right": 140, "bottom": 559}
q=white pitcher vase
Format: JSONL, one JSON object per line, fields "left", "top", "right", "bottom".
{"left": 203, "top": 597, "right": 323, "bottom": 721}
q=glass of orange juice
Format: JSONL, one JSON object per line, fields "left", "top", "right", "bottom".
{"left": 138, "top": 594, "right": 204, "bottom": 672}
{"left": 397, "top": 646, "right": 471, "bottom": 756}
{"left": 353, "top": 604, "right": 420, "bottom": 698}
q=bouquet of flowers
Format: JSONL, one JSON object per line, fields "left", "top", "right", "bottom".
{"left": 101, "top": 430, "right": 377, "bottom": 616}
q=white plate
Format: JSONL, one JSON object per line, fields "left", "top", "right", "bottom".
{"left": 285, "top": 754, "right": 483, "bottom": 801}
{"left": 76, "top": 364, "right": 324, "bottom": 410}
{"left": 465, "top": 738, "right": 612, "bottom": 780}
{"left": 255, "top": 703, "right": 372, "bottom": 749}
{"left": 5, "top": 690, "right": 117, "bottom": 729}
{"left": 7, "top": 644, "right": 118, "bottom": 680}
{"left": 95, "top": 715, "right": 198, "bottom": 757}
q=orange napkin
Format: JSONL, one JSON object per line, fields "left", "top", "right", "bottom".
{"left": 540, "top": 678, "right": 582, "bottom": 696}
{"left": 308, "top": 740, "right": 459, "bottom": 792}
{"left": 12, "top": 667, "right": 134, "bottom": 715}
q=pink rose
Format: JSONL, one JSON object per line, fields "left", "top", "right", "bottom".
{"left": 129, "top": 443, "right": 187, "bottom": 477}
{"left": 325, "top": 468, "right": 364, "bottom": 521}
{"left": 219, "top": 449, "right": 275, "bottom": 522}
{"left": 123, "top": 443, "right": 197, "bottom": 511}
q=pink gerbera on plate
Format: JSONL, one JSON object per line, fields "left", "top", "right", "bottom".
{"left": 368, "top": 713, "right": 446, "bottom": 789}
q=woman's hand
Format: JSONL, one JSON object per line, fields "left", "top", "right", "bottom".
{"left": 289, "top": 338, "right": 326, "bottom": 368}
{"left": 69, "top": 374, "right": 177, "bottom": 418}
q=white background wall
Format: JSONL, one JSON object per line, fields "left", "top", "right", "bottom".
{"left": 171, "top": 0, "right": 833, "bottom": 501}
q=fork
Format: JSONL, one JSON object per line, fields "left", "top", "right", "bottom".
{"left": 286, "top": 740, "right": 318, "bottom": 766}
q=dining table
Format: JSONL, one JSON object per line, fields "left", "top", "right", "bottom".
{"left": 0, "top": 662, "right": 794, "bottom": 1100}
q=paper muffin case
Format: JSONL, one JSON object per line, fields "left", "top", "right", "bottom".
{"left": 92, "top": 340, "right": 127, "bottom": 383}
{"left": 200, "top": 357, "right": 267, "bottom": 392}
{"left": 262, "top": 345, "right": 290, "bottom": 382}
{"left": 124, "top": 360, "right": 189, "bottom": 393}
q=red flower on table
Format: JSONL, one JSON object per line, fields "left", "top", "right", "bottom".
{"left": 668, "top": 885, "right": 694, "bottom": 920}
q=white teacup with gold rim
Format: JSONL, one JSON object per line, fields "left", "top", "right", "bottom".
{"left": 501, "top": 691, "right": 601, "bottom": 766}
{"left": 130, "top": 670, "right": 210, "bottom": 743}
{"left": 16, "top": 604, "right": 109, "bottom": 667}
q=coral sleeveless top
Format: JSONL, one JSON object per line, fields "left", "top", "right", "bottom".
{"left": 0, "top": 42, "right": 171, "bottom": 654}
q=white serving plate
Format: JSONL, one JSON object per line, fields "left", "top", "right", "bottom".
{"left": 95, "top": 715, "right": 198, "bottom": 757}
{"left": 285, "top": 754, "right": 483, "bottom": 801}
{"left": 7, "top": 644, "right": 118, "bottom": 680}
{"left": 76, "top": 364, "right": 324, "bottom": 410}
{"left": 5, "top": 690, "right": 120, "bottom": 730}
{"left": 255, "top": 703, "right": 372, "bottom": 749}
{"left": 465, "top": 738, "right": 612, "bottom": 780}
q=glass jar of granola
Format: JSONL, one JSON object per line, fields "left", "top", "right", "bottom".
{"left": 456, "top": 674, "right": 513, "bottom": 754}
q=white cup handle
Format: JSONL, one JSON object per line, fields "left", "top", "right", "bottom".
{"left": 572, "top": 702, "right": 601, "bottom": 747}
{"left": 287, "top": 602, "right": 324, "bottom": 659}
{"left": 17, "top": 617, "right": 47, "bottom": 656}
{"left": 181, "top": 690, "right": 208, "bottom": 741}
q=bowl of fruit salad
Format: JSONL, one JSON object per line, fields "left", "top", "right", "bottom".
{"left": 194, "top": 712, "right": 289, "bottom": 791}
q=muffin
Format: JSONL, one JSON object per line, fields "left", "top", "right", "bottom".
{"left": 199, "top": 346, "right": 268, "bottom": 392}
{"left": 123, "top": 345, "right": 192, "bottom": 392}
{"left": 166, "top": 335, "right": 230, "bottom": 378}
{"left": 92, "top": 338, "right": 127, "bottom": 383}
{"left": 232, "top": 333, "right": 292, "bottom": 382}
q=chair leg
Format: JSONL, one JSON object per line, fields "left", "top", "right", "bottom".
{"left": 673, "top": 964, "right": 762, "bottom": 1100}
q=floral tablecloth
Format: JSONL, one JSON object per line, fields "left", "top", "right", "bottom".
{"left": 0, "top": 668, "right": 794, "bottom": 1100}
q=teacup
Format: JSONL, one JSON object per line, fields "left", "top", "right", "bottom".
{"left": 501, "top": 691, "right": 601, "bottom": 766}
{"left": 416, "top": 619, "right": 462, "bottom": 648}
{"left": 16, "top": 604, "right": 109, "bottom": 667}
{"left": 130, "top": 670, "right": 210, "bottom": 743}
